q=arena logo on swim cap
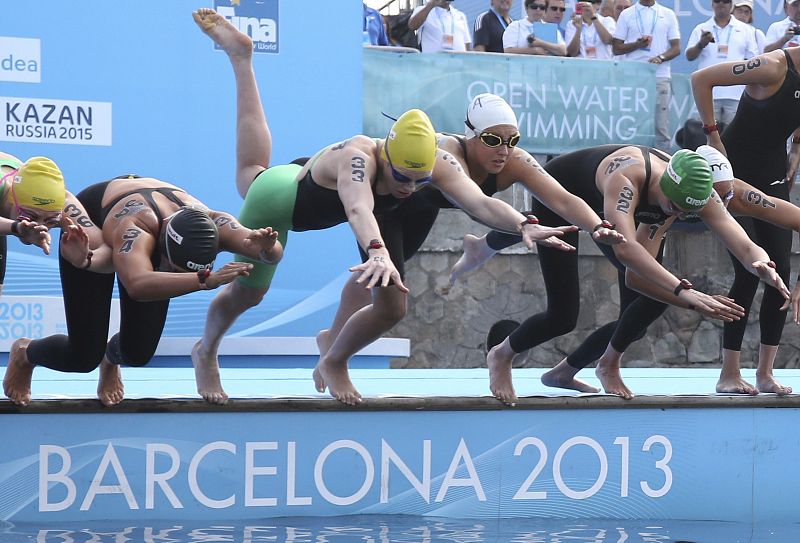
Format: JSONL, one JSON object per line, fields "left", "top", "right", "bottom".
{"left": 685, "top": 195, "right": 711, "bottom": 207}
{"left": 213, "top": 1, "right": 279, "bottom": 54}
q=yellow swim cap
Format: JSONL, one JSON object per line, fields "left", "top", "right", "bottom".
{"left": 13, "top": 157, "right": 65, "bottom": 212}
{"left": 381, "top": 109, "right": 436, "bottom": 173}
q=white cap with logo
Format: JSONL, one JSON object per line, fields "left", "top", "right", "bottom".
{"left": 695, "top": 145, "right": 734, "bottom": 184}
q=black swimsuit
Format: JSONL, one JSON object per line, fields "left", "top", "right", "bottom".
{"left": 482, "top": 145, "right": 669, "bottom": 355}
{"left": 26, "top": 178, "right": 193, "bottom": 373}
{"left": 292, "top": 168, "right": 403, "bottom": 232}
{"left": 718, "top": 49, "right": 800, "bottom": 350}
{"left": 360, "top": 136, "right": 499, "bottom": 277}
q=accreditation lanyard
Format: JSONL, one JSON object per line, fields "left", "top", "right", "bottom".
{"left": 492, "top": 8, "right": 509, "bottom": 30}
{"left": 437, "top": 8, "right": 456, "bottom": 49}
{"left": 581, "top": 22, "right": 598, "bottom": 46}
{"left": 712, "top": 23, "right": 732, "bottom": 57}
{"left": 635, "top": 4, "right": 658, "bottom": 44}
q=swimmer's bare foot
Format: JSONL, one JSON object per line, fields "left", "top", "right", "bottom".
{"left": 716, "top": 375, "right": 758, "bottom": 395}
{"left": 3, "top": 338, "right": 34, "bottom": 406}
{"left": 449, "top": 234, "right": 498, "bottom": 287}
{"left": 316, "top": 329, "right": 333, "bottom": 358}
{"left": 97, "top": 358, "right": 124, "bottom": 407}
{"left": 487, "top": 342, "right": 517, "bottom": 406}
{"left": 541, "top": 358, "right": 600, "bottom": 393}
{"left": 192, "top": 340, "right": 229, "bottom": 405}
{"left": 756, "top": 375, "right": 792, "bottom": 395}
{"left": 595, "top": 365, "right": 634, "bottom": 400}
{"left": 192, "top": 8, "right": 253, "bottom": 60}
{"left": 313, "top": 358, "right": 362, "bottom": 406}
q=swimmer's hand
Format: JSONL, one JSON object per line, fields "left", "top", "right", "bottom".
{"left": 349, "top": 250, "right": 409, "bottom": 292}
{"left": 520, "top": 223, "right": 577, "bottom": 252}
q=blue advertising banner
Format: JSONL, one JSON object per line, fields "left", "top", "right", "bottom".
{"left": 2, "top": 407, "right": 800, "bottom": 522}
{"left": 0, "top": 1, "right": 364, "bottom": 340}
{"left": 364, "top": 49, "right": 659, "bottom": 155}
{"left": 364, "top": 49, "right": 701, "bottom": 156}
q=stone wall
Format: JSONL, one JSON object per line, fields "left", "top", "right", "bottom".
{"left": 388, "top": 195, "right": 800, "bottom": 371}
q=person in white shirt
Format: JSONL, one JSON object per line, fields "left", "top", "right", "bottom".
{"left": 409, "top": 0, "right": 472, "bottom": 52}
{"left": 685, "top": 0, "right": 760, "bottom": 124}
{"left": 504, "top": 0, "right": 567, "bottom": 55}
{"left": 612, "top": 0, "right": 680, "bottom": 151}
{"left": 566, "top": 0, "right": 616, "bottom": 58}
{"left": 733, "top": 0, "right": 766, "bottom": 53}
{"left": 764, "top": 0, "right": 800, "bottom": 52}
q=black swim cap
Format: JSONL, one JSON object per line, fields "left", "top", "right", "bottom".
{"left": 163, "top": 208, "right": 219, "bottom": 272}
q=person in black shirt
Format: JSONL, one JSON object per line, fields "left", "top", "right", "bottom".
{"left": 474, "top": 0, "right": 514, "bottom": 52}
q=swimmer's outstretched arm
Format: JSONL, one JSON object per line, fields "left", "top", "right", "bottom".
{"left": 211, "top": 210, "right": 283, "bottom": 264}
{"left": 506, "top": 148, "right": 624, "bottom": 245}
{"left": 431, "top": 152, "right": 577, "bottom": 251}
{"left": 623, "top": 218, "right": 744, "bottom": 321}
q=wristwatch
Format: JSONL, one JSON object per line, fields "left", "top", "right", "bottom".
{"left": 657, "top": 54, "right": 666, "bottom": 62}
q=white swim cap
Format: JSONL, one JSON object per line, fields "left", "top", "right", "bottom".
{"left": 695, "top": 145, "right": 734, "bottom": 185}
{"left": 465, "top": 93, "right": 518, "bottom": 139}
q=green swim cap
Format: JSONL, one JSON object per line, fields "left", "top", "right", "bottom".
{"left": 381, "top": 109, "right": 437, "bottom": 172}
{"left": 659, "top": 150, "right": 713, "bottom": 211}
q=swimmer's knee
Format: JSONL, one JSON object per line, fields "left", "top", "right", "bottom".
{"left": 105, "top": 333, "right": 154, "bottom": 368}
{"left": 230, "top": 281, "right": 268, "bottom": 309}
{"left": 374, "top": 292, "right": 407, "bottom": 324}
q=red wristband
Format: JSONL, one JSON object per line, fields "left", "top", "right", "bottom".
{"left": 702, "top": 123, "right": 719, "bottom": 135}
{"left": 367, "top": 239, "right": 383, "bottom": 250}
{"left": 197, "top": 269, "right": 211, "bottom": 288}
{"left": 673, "top": 278, "right": 693, "bottom": 297}
{"left": 593, "top": 220, "right": 615, "bottom": 232}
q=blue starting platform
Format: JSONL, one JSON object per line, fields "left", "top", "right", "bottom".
{"left": 2, "top": 360, "right": 800, "bottom": 526}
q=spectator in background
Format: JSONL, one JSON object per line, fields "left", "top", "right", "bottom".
{"left": 600, "top": 0, "right": 616, "bottom": 18}
{"left": 544, "top": 0, "right": 568, "bottom": 37}
{"left": 363, "top": 3, "right": 390, "bottom": 46}
{"left": 612, "top": 0, "right": 680, "bottom": 151}
{"left": 504, "top": 0, "right": 567, "bottom": 55}
{"left": 685, "top": 0, "right": 759, "bottom": 125}
{"left": 613, "top": 0, "right": 632, "bottom": 20}
{"left": 409, "top": 0, "right": 472, "bottom": 52}
{"left": 566, "top": 0, "right": 615, "bottom": 58}
{"left": 474, "top": 0, "right": 514, "bottom": 52}
{"left": 733, "top": 0, "right": 766, "bottom": 52}
{"left": 764, "top": 0, "right": 800, "bottom": 51}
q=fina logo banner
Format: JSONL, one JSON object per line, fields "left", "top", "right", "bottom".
{"left": 212, "top": 0, "right": 279, "bottom": 54}
{"left": 0, "top": 37, "right": 41, "bottom": 83}
{"left": 0, "top": 96, "right": 112, "bottom": 146}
